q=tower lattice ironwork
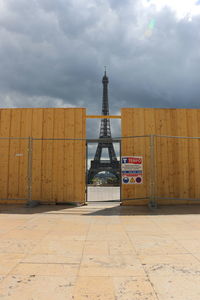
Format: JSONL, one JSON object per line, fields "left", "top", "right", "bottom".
{"left": 88, "top": 70, "right": 120, "bottom": 183}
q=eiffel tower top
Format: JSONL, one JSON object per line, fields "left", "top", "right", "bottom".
{"left": 102, "top": 67, "right": 109, "bottom": 84}
{"left": 99, "top": 69, "right": 112, "bottom": 138}
{"left": 101, "top": 68, "right": 109, "bottom": 117}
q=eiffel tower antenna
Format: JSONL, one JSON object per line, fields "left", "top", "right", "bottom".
{"left": 88, "top": 70, "right": 120, "bottom": 183}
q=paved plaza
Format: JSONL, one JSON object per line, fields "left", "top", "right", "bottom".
{"left": 0, "top": 202, "right": 200, "bottom": 299}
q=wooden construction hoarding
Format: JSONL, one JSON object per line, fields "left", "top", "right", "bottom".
{"left": 0, "top": 108, "right": 86, "bottom": 204}
{"left": 121, "top": 108, "right": 200, "bottom": 205}
{"left": 2, "top": 107, "right": 200, "bottom": 206}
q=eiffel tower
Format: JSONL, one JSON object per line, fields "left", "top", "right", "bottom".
{"left": 88, "top": 70, "right": 120, "bottom": 184}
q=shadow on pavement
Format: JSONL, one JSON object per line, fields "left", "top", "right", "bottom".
{"left": 1, "top": 203, "right": 200, "bottom": 216}
{"left": 0, "top": 204, "right": 80, "bottom": 215}
{"left": 86, "top": 204, "right": 200, "bottom": 216}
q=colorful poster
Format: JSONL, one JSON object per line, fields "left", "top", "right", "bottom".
{"left": 121, "top": 156, "right": 143, "bottom": 184}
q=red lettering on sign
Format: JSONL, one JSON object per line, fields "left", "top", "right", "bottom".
{"left": 128, "top": 157, "right": 142, "bottom": 164}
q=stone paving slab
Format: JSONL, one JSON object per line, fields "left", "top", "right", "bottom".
{"left": 0, "top": 203, "right": 200, "bottom": 299}
{"left": 113, "top": 277, "right": 157, "bottom": 300}
{"left": 0, "top": 275, "right": 76, "bottom": 300}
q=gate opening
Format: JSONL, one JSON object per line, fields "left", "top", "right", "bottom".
{"left": 86, "top": 114, "right": 121, "bottom": 203}
{"left": 86, "top": 139, "right": 121, "bottom": 203}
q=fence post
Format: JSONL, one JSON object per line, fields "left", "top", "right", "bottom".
{"left": 27, "top": 136, "right": 33, "bottom": 205}
{"left": 85, "top": 141, "right": 88, "bottom": 203}
{"left": 149, "top": 134, "right": 157, "bottom": 208}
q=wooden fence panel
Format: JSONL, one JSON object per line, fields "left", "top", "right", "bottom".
{"left": 0, "top": 108, "right": 86, "bottom": 204}
{"left": 0, "top": 110, "right": 11, "bottom": 202}
{"left": 8, "top": 109, "right": 21, "bottom": 199}
{"left": 32, "top": 108, "right": 43, "bottom": 201}
{"left": 41, "top": 108, "right": 54, "bottom": 203}
{"left": 19, "top": 109, "right": 32, "bottom": 200}
{"left": 121, "top": 108, "right": 200, "bottom": 205}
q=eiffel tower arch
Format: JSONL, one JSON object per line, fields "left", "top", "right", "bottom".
{"left": 88, "top": 70, "right": 120, "bottom": 184}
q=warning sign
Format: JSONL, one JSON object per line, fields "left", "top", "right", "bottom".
{"left": 121, "top": 156, "right": 143, "bottom": 184}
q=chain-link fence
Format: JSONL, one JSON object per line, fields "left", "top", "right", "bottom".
{"left": 31, "top": 138, "right": 85, "bottom": 204}
{"left": 121, "top": 134, "right": 200, "bottom": 207}
{"left": 1, "top": 135, "right": 200, "bottom": 207}
{"left": 0, "top": 137, "right": 86, "bottom": 205}
{"left": 152, "top": 134, "right": 200, "bottom": 207}
{"left": 0, "top": 137, "right": 31, "bottom": 203}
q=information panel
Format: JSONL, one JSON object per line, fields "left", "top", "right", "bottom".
{"left": 121, "top": 156, "right": 143, "bottom": 184}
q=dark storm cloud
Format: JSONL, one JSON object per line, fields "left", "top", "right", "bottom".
{"left": 0, "top": 0, "right": 200, "bottom": 114}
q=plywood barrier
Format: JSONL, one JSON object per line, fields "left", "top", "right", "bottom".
{"left": 2, "top": 107, "right": 200, "bottom": 206}
{"left": 0, "top": 108, "right": 86, "bottom": 204}
{"left": 121, "top": 108, "right": 200, "bottom": 205}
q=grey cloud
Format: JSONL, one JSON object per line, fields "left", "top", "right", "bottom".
{"left": 0, "top": 92, "right": 76, "bottom": 108}
{"left": 0, "top": 0, "right": 200, "bottom": 115}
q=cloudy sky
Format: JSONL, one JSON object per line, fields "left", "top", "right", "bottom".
{"left": 0, "top": 0, "right": 200, "bottom": 118}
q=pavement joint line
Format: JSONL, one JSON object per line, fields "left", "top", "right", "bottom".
{"left": 76, "top": 214, "right": 92, "bottom": 279}
{"left": 0, "top": 214, "right": 60, "bottom": 287}
{"left": 135, "top": 252, "right": 193, "bottom": 256}
{"left": 0, "top": 217, "right": 42, "bottom": 283}
{"left": 1, "top": 204, "right": 200, "bottom": 298}
{"left": 152, "top": 216, "right": 199, "bottom": 257}
{"left": 121, "top": 216, "right": 160, "bottom": 300}
{"left": 0, "top": 216, "right": 34, "bottom": 239}
{"left": 192, "top": 253, "right": 200, "bottom": 264}
{"left": 19, "top": 262, "right": 80, "bottom": 265}
{"left": 133, "top": 215, "right": 200, "bottom": 299}
{"left": 146, "top": 214, "right": 193, "bottom": 256}
{"left": 175, "top": 243, "right": 200, "bottom": 266}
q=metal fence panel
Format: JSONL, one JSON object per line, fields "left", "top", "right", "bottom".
{"left": 154, "top": 135, "right": 200, "bottom": 205}
{"left": 31, "top": 139, "right": 86, "bottom": 204}
{"left": 1, "top": 134, "right": 200, "bottom": 207}
{"left": 0, "top": 138, "right": 30, "bottom": 203}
